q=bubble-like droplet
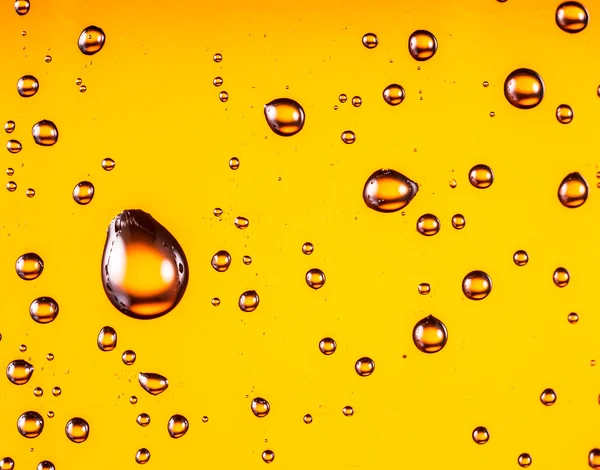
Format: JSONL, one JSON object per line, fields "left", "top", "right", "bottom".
{"left": 97, "top": 326, "right": 117, "bottom": 351}
{"left": 211, "top": 298, "right": 220, "bottom": 306}
{"left": 352, "top": 96, "right": 362, "bottom": 107}
{"left": 122, "top": 350, "right": 136, "bottom": 365}
{"left": 413, "top": 315, "right": 448, "bottom": 353}
{"left": 553, "top": 267, "right": 570, "bottom": 287}
{"left": 47, "top": 411, "right": 54, "bottom": 418}
{"left": 52, "top": 386, "right": 61, "bottom": 397}
{"left": 130, "top": 396, "right": 138, "bottom": 404}
{"left": 135, "top": 448, "right": 150, "bottom": 465}
{"left": 558, "top": 172, "right": 588, "bottom": 208}
{"left": 556, "top": 104, "right": 574, "bottom": 124}
{"left": 213, "top": 77, "right": 223, "bottom": 87}
{"left": 33, "top": 387, "right": 43, "bottom": 397}
{"left": 19, "top": 345, "right": 27, "bottom": 352}
{"left": 416, "top": 214, "right": 440, "bottom": 236}
{"left": 167, "top": 414, "right": 189, "bottom": 438}
{"left": 7, "top": 359, "right": 34, "bottom": 385}
{"left": 65, "top": 417, "right": 89, "bottom": 443}
{"left": 17, "top": 75, "right": 39, "bottom": 98}
{"left": 472, "top": 426, "right": 489, "bottom": 444}
{"left": 101, "top": 210, "right": 189, "bottom": 320}
{"left": 6, "top": 181, "right": 17, "bottom": 192}
{"left": 462, "top": 271, "right": 492, "bottom": 300}
{"left": 229, "top": 157, "right": 240, "bottom": 170}
{"left": 242, "top": 255, "right": 252, "bottom": 265}
{"left": 556, "top": 2, "right": 588, "bottom": 33}
{"left": 0, "top": 458, "right": 14, "bottom": 470}
{"left": 540, "top": 388, "right": 557, "bottom": 406}
{"left": 319, "top": 337, "right": 337, "bottom": 355}
{"left": 515, "top": 454, "right": 531, "bottom": 468}
{"left": 25, "top": 188, "right": 35, "bottom": 198}
{"left": 136, "top": 413, "right": 150, "bottom": 427}
{"left": 37, "top": 461, "right": 55, "bottom": 470}
{"left": 504, "top": 69, "right": 545, "bottom": 109}
{"left": 16, "top": 253, "right": 44, "bottom": 280}
{"left": 7, "top": 140, "right": 22, "bottom": 153}
{"left": 450, "top": 214, "right": 465, "bottom": 230}
{"left": 138, "top": 372, "right": 168, "bottom": 395}
{"left": 15, "top": 0, "right": 30, "bottom": 15}
{"left": 302, "top": 242, "right": 314, "bottom": 255}
{"left": 213, "top": 208, "right": 223, "bottom": 217}
{"left": 303, "top": 414, "right": 313, "bottom": 424}
{"left": 342, "top": 406, "right": 354, "bottom": 416}
{"left": 219, "top": 91, "right": 228, "bottom": 102}
{"left": 382, "top": 84, "right": 406, "bottom": 106}
{"left": 363, "top": 168, "right": 419, "bottom": 212}
{"left": 341, "top": 131, "right": 355, "bottom": 144}
{"left": 235, "top": 216, "right": 249, "bottom": 229}
{"left": 355, "top": 357, "right": 375, "bottom": 377}
{"left": 202, "top": 416, "right": 209, "bottom": 423}
{"left": 76, "top": 78, "right": 82, "bottom": 86}
{"left": 30, "top": 297, "right": 59, "bottom": 324}
{"left": 32, "top": 120, "right": 58, "bottom": 146}
{"left": 362, "top": 33, "right": 378, "bottom": 49}
{"left": 239, "top": 290, "right": 259, "bottom": 312}
{"left": 46, "top": 353, "right": 54, "bottom": 361}
{"left": 511, "top": 250, "right": 529, "bottom": 266}
{"left": 44, "top": 55, "right": 52, "bottom": 63}
{"left": 79, "top": 85, "right": 87, "bottom": 93}
{"left": 469, "top": 164, "right": 494, "bottom": 189}
{"left": 306, "top": 268, "right": 326, "bottom": 289}
{"left": 418, "top": 283, "right": 431, "bottom": 295}
{"left": 213, "top": 53, "right": 222, "bottom": 63}
{"left": 211, "top": 250, "right": 231, "bottom": 272}
{"left": 5, "top": 121, "right": 15, "bottom": 133}
{"left": 78, "top": 26, "right": 105, "bottom": 55}
{"left": 408, "top": 30, "right": 438, "bottom": 61}
{"left": 338, "top": 94, "right": 347, "bottom": 103}
{"left": 264, "top": 98, "right": 305, "bottom": 137}
{"left": 262, "top": 450, "right": 275, "bottom": 464}
{"left": 102, "top": 158, "right": 115, "bottom": 171}
{"left": 568, "top": 312, "right": 579, "bottom": 324}
{"left": 17, "top": 411, "right": 44, "bottom": 438}
{"left": 72, "top": 181, "right": 94, "bottom": 205}
{"left": 251, "top": 397, "right": 270, "bottom": 418}
{"left": 590, "top": 449, "right": 600, "bottom": 468}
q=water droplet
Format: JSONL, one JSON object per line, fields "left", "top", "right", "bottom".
{"left": 504, "top": 69, "right": 545, "bottom": 109}
{"left": 7, "top": 140, "right": 22, "bottom": 153}
{"left": 408, "top": 30, "right": 438, "bottom": 61}
{"left": 47, "top": 411, "right": 54, "bottom": 418}
{"left": 101, "top": 158, "right": 115, "bottom": 171}
{"left": 264, "top": 98, "right": 305, "bottom": 137}
{"left": 341, "top": 130, "right": 355, "bottom": 144}
{"left": 6, "top": 168, "right": 14, "bottom": 176}
{"left": 101, "top": 210, "right": 189, "bottom": 320}
{"left": 462, "top": 271, "right": 492, "bottom": 300}
{"left": 213, "top": 53, "right": 222, "bottom": 63}
{"left": 568, "top": 312, "right": 579, "bottom": 324}
{"left": 202, "top": 416, "right": 209, "bottom": 423}
{"left": 78, "top": 26, "right": 105, "bottom": 55}
{"left": 32, "top": 120, "right": 58, "bottom": 146}
{"left": 302, "top": 242, "right": 314, "bottom": 255}
{"left": 213, "top": 208, "right": 223, "bottom": 217}
{"left": 6, "top": 181, "right": 17, "bottom": 192}
{"left": 413, "top": 315, "right": 448, "bottom": 353}
{"left": 0, "top": 458, "right": 14, "bottom": 470}
{"left": 592, "top": 359, "right": 596, "bottom": 366}
{"left": 211, "top": 250, "right": 231, "bottom": 272}
{"left": 362, "top": 33, "right": 378, "bottom": 49}
{"left": 553, "top": 267, "right": 570, "bottom": 287}
{"left": 211, "top": 298, "right": 220, "bottom": 306}
{"left": 382, "top": 84, "right": 406, "bottom": 106}
{"left": 33, "top": 387, "right": 43, "bottom": 397}
{"left": 122, "top": 350, "right": 136, "bottom": 365}
{"left": 15, "top": 0, "right": 30, "bottom": 15}
{"left": 483, "top": 81, "right": 489, "bottom": 87}
{"left": 556, "top": 104, "right": 574, "bottom": 124}
{"left": 229, "top": 157, "right": 240, "bottom": 170}
{"left": 17, "top": 75, "right": 39, "bottom": 98}
{"left": 97, "top": 326, "right": 117, "bottom": 351}
{"left": 262, "top": 450, "right": 275, "bottom": 464}
{"left": 135, "top": 448, "right": 150, "bottom": 464}
{"left": 355, "top": 357, "right": 375, "bottom": 377}
{"left": 469, "top": 164, "right": 494, "bottom": 188}
{"left": 7, "top": 360, "right": 34, "bottom": 385}
{"left": 589, "top": 449, "right": 600, "bottom": 468}
{"left": 242, "top": 255, "right": 252, "bottom": 265}
{"left": 30, "top": 297, "right": 59, "bottom": 324}
{"left": 472, "top": 426, "right": 489, "bottom": 444}
{"left": 363, "top": 169, "right": 419, "bottom": 212}
{"left": 138, "top": 372, "right": 168, "bottom": 395}
{"left": 52, "top": 386, "right": 61, "bottom": 397}
{"left": 451, "top": 214, "right": 466, "bottom": 230}
{"left": 219, "top": 91, "right": 229, "bottom": 102}
{"left": 72, "top": 181, "right": 94, "bottom": 205}
{"left": 75, "top": 78, "right": 82, "bottom": 85}
{"left": 342, "top": 406, "right": 354, "bottom": 416}
{"left": 352, "top": 96, "right": 362, "bottom": 107}
{"left": 319, "top": 337, "right": 336, "bottom": 355}
{"left": 251, "top": 397, "right": 270, "bottom": 417}
{"left": 79, "top": 85, "right": 87, "bottom": 93}
{"left": 540, "top": 388, "right": 557, "bottom": 405}
{"left": 416, "top": 214, "right": 440, "bottom": 236}
{"left": 338, "top": 94, "right": 347, "bottom": 103}
{"left": 510, "top": 250, "right": 528, "bottom": 266}
{"left": 303, "top": 414, "right": 313, "bottom": 424}
{"left": 19, "top": 345, "right": 27, "bottom": 352}
{"left": 558, "top": 172, "right": 588, "bottom": 208}
{"left": 16, "top": 253, "right": 44, "bottom": 280}
{"left": 556, "top": 2, "right": 588, "bottom": 33}
{"left": 235, "top": 216, "right": 249, "bottom": 229}
{"left": 239, "top": 290, "right": 259, "bottom": 312}
{"left": 5, "top": 121, "right": 15, "bottom": 133}
{"left": 37, "top": 461, "right": 55, "bottom": 470}
{"left": 418, "top": 283, "right": 431, "bottom": 295}
{"left": 306, "top": 268, "right": 326, "bottom": 289}
{"left": 213, "top": 77, "right": 223, "bottom": 86}
{"left": 25, "top": 188, "right": 35, "bottom": 198}
{"left": 167, "top": 414, "right": 189, "bottom": 438}
{"left": 136, "top": 413, "right": 150, "bottom": 427}
{"left": 44, "top": 55, "right": 52, "bottom": 63}
{"left": 130, "top": 396, "right": 138, "bottom": 404}
{"left": 46, "top": 353, "right": 54, "bottom": 361}
{"left": 17, "top": 411, "right": 44, "bottom": 438}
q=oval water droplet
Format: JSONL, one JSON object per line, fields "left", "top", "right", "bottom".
{"left": 79, "top": 85, "right": 87, "bottom": 93}
{"left": 540, "top": 388, "right": 557, "bottom": 405}
{"left": 0, "top": 458, "right": 14, "bottom": 470}
{"left": 32, "top": 120, "right": 58, "bottom": 146}
{"left": 355, "top": 357, "right": 375, "bottom": 377}
{"left": 37, "top": 461, "right": 55, "bottom": 470}
{"left": 303, "top": 414, "right": 313, "bottom": 424}
{"left": 30, "top": 297, "right": 59, "bottom": 324}
{"left": 101, "top": 158, "right": 115, "bottom": 171}
{"left": 46, "top": 353, "right": 54, "bottom": 361}
{"left": 504, "top": 69, "right": 545, "bottom": 109}
{"left": 319, "top": 337, "right": 336, "bottom": 355}
{"left": 138, "top": 372, "right": 168, "bottom": 395}
{"left": 213, "top": 53, "right": 222, "bottom": 62}
{"left": 167, "top": 414, "right": 189, "bottom": 438}
{"left": 262, "top": 450, "right": 275, "bottom": 464}
{"left": 517, "top": 453, "right": 532, "bottom": 468}
{"left": 101, "top": 210, "right": 189, "bottom": 320}
{"left": 469, "top": 164, "right": 494, "bottom": 188}
{"left": 52, "top": 386, "right": 61, "bottom": 397}
{"left": 558, "top": 172, "right": 588, "bottom": 208}
{"left": 568, "top": 312, "right": 579, "bottom": 324}
{"left": 17, "top": 411, "right": 44, "bottom": 438}
{"left": 5, "top": 121, "right": 15, "bottom": 133}
{"left": 47, "top": 411, "right": 54, "bottom": 418}
{"left": 462, "top": 271, "right": 492, "bottom": 300}
{"left": 416, "top": 214, "right": 440, "bottom": 236}
{"left": 135, "top": 448, "right": 150, "bottom": 464}
{"left": 213, "top": 208, "right": 223, "bottom": 217}
{"left": 553, "top": 267, "right": 570, "bottom": 287}
{"left": 211, "top": 250, "right": 231, "bottom": 272}
{"left": 211, "top": 297, "right": 220, "bottom": 306}
{"left": 17, "top": 75, "right": 39, "bottom": 97}
{"left": 556, "top": 104, "right": 574, "bottom": 124}
{"left": 341, "top": 130, "right": 355, "bottom": 144}
{"left": 342, "top": 406, "right": 354, "bottom": 416}
{"left": 418, "top": 283, "right": 431, "bottom": 294}
{"left": 16, "top": 253, "right": 44, "bottom": 280}
{"left": 33, "top": 387, "right": 43, "bottom": 397}
{"left": 97, "top": 326, "right": 117, "bottom": 351}
{"left": 251, "top": 397, "right": 270, "bottom": 418}
{"left": 213, "top": 77, "right": 223, "bottom": 86}
{"left": 242, "top": 255, "right": 252, "bottom": 265}
{"left": 219, "top": 91, "right": 228, "bottom": 102}
{"left": 264, "top": 98, "right": 305, "bottom": 136}
{"left": 351, "top": 96, "right": 362, "bottom": 107}
{"left": 130, "top": 396, "right": 138, "bottom": 404}
{"left": 72, "top": 181, "right": 94, "bottom": 205}
{"left": 7, "top": 359, "right": 34, "bottom": 385}
{"left": 136, "top": 413, "right": 150, "bottom": 427}
{"left": 306, "top": 268, "right": 326, "bottom": 289}
{"left": 338, "top": 94, "right": 347, "bottom": 103}
{"left": 44, "top": 55, "right": 52, "bottom": 63}
{"left": 363, "top": 169, "right": 419, "bottom": 212}
{"left": 472, "top": 426, "right": 489, "bottom": 444}
{"left": 15, "top": 0, "right": 30, "bottom": 15}
{"left": 229, "top": 157, "right": 240, "bottom": 170}
{"left": 408, "top": 30, "right": 438, "bottom": 61}
{"left": 6, "top": 181, "right": 17, "bottom": 192}
{"left": 513, "top": 250, "right": 529, "bottom": 266}
{"left": 65, "top": 417, "right": 89, "bottom": 443}
{"left": 25, "top": 188, "right": 35, "bottom": 198}
{"left": 239, "top": 290, "right": 259, "bottom": 312}
{"left": 7, "top": 140, "right": 22, "bottom": 153}
{"left": 451, "top": 214, "right": 465, "bottom": 230}
{"left": 413, "top": 315, "right": 448, "bottom": 353}
{"left": 235, "top": 216, "right": 249, "bottom": 229}
{"left": 302, "top": 242, "right": 314, "bottom": 255}
{"left": 122, "top": 350, "right": 136, "bottom": 365}
{"left": 383, "top": 84, "right": 406, "bottom": 106}
{"left": 556, "top": 2, "right": 588, "bottom": 33}
{"left": 362, "top": 33, "right": 378, "bottom": 49}
{"left": 78, "top": 26, "right": 105, "bottom": 55}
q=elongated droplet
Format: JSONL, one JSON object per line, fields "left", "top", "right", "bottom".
{"left": 78, "top": 26, "right": 105, "bottom": 55}
{"left": 167, "top": 414, "right": 189, "bottom": 438}
{"left": 418, "top": 283, "right": 431, "bottom": 294}
{"left": 413, "top": 315, "right": 448, "bottom": 353}
{"left": 408, "top": 30, "right": 438, "bottom": 61}
{"left": 355, "top": 357, "right": 375, "bottom": 376}
{"left": 6, "top": 140, "right": 21, "bottom": 153}
{"left": 73, "top": 182, "right": 94, "bottom": 205}
{"left": 16, "top": 253, "right": 44, "bottom": 280}
{"left": 211, "top": 250, "right": 231, "bottom": 272}
{"left": 7, "top": 359, "right": 34, "bottom": 385}
{"left": 363, "top": 169, "right": 419, "bottom": 212}
{"left": 101, "top": 158, "right": 115, "bottom": 171}
{"left": 472, "top": 426, "right": 489, "bottom": 444}
{"left": 556, "top": 2, "right": 588, "bottom": 33}
{"left": 306, "top": 268, "right": 326, "bottom": 289}
{"left": 518, "top": 453, "right": 532, "bottom": 468}
{"left": 17, "top": 75, "right": 39, "bottom": 97}
{"left": 235, "top": 216, "right": 249, "bottom": 229}
{"left": 553, "top": 267, "right": 570, "bottom": 287}
{"left": 101, "top": 210, "right": 189, "bottom": 320}
{"left": 136, "top": 448, "right": 150, "bottom": 464}
{"left": 138, "top": 372, "right": 168, "bottom": 395}
{"left": 30, "top": 297, "right": 59, "bottom": 323}
{"left": 504, "top": 69, "right": 544, "bottom": 109}
{"left": 558, "top": 172, "right": 588, "bottom": 208}
{"left": 251, "top": 397, "right": 270, "bottom": 417}
{"left": 462, "top": 271, "right": 492, "bottom": 300}
{"left": 383, "top": 84, "right": 406, "bottom": 105}
{"left": 239, "top": 290, "right": 259, "bottom": 312}
{"left": 341, "top": 130, "right": 355, "bottom": 144}
{"left": 32, "top": 120, "right": 58, "bottom": 146}
{"left": 262, "top": 450, "right": 275, "bottom": 464}
{"left": 540, "top": 388, "right": 557, "bottom": 405}
{"left": 65, "top": 417, "right": 89, "bottom": 443}
{"left": 264, "top": 98, "right": 305, "bottom": 136}
{"left": 5, "top": 121, "right": 15, "bottom": 133}
{"left": 97, "top": 326, "right": 117, "bottom": 351}
{"left": 416, "top": 214, "right": 440, "bottom": 236}
{"left": 319, "top": 337, "right": 337, "bottom": 355}
{"left": 17, "top": 411, "right": 44, "bottom": 438}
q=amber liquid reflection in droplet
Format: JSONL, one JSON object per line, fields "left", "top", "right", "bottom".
{"left": 17, "top": 411, "right": 44, "bottom": 438}
{"left": 362, "top": 32, "right": 378, "bottom": 49}
{"left": 306, "top": 268, "right": 326, "bottom": 289}
{"left": 319, "top": 337, "right": 336, "bottom": 355}
{"left": 136, "top": 413, "right": 150, "bottom": 427}
{"left": 504, "top": 68, "right": 545, "bottom": 109}
{"left": 518, "top": 453, "right": 532, "bottom": 468}
{"left": 413, "top": 315, "right": 448, "bottom": 353}
{"left": 558, "top": 172, "right": 588, "bottom": 208}
{"left": 29, "top": 297, "right": 59, "bottom": 324}
{"left": 383, "top": 84, "right": 405, "bottom": 105}
{"left": 138, "top": 372, "right": 169, "bottom": 395}
{"left": 17, "top": 75, "right": 39, "bottom": 97}
{"left": 302, "top": 242, "right": 314, "bottom": 255}
{"left": 65, "top": 417, "right": 89, "bottom": 443}
{"left": 239, "top": 290, "right": 259, "bottom": 312}
{"left": 303, "top": 414, "right": 313, "bottom": 424}
{"left": 135, "top": 448, "right": 150, "bottom": 464}
{"left": 15, "top": 0, "right": 30, "bottom": 15}
{"left": 341, "top": 130, "right": 356, "bottom": 144}
{"left": 251, "top": 397, "right": 270, "bottom": 418}
{"left": 540, "top": 388, "right": 557, "bottom": 406}
{"left": 0, "top": 458, "right": 14, "bottom": 470}
{"left": 235, "top": 216, "right": 250, "bottom": 229}
{"left": 342, "top": 406, "right": 354, "bottom": 416}
{"left": 6, "top": 359, "right": 34, "bottom": 385}
{"left": 211, "top": 250, "right": 231, "bottom": 272}
{"left": 469, "top": 164, "right": 494, "bottom": 188}
{"left": 462, "top": 271, "right": 492, "bottom": 300}
{"left": 6, "top": 140, "right": 22, "bottom": 154}
{"left": 556, "top": 1, "right": 589, "bottom": 33}
{"left": 167, "top": 414, "right": 189, "bottom": 438}
{"left": 97, "top": 326, "right": 117, "bottom": 351}
{"left": 408, "top": 30, "right": 438, "bottom": 61}
{"left": 78, "top": 26, "right": 106, "bottom": 55}
{"left": 418, "top": 283, "right": 431, "bottom": 295}
{"left": 264, "top": 98, "right": 305, "bottom": 136}
{"left": 451, "top": 214, "right": 465, "bottom": 230}
{"left": 122, "top": 350, "right": 136, "bottom": 365}
{"left": 355, "top": 357, "right": 375, "bottom": 377}
{"left": 37, "top": 461, "right": 55, "bottom": 470}
{"left": 32, "top": 120, "right": 59, "bottom": 146}
{"left": 363, "top": 169, "right": 419, "bottom": 212}
{"left": 568, "top": 312, "right": 579, "bottom": 324}
{"left": 472, "top": 426, "right": 489, "bottom": 444}
{"left": 73, "top": 181, "right": 94, "bottom": 205}
{"left": 556, "top": 104, "right": 574, "bottom": 124}
{"left": 16, "top": 253, "right": 44, "bottom": 280}
{"left": 416, "top": 214, "right": 440, "bottom": 236}
{"left": 553, "top": 267, "right": 570, "bottom": 287}
{"left": 513, "top": 250, "right": 529, "bottom": 266}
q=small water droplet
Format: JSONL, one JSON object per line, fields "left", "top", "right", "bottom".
{"left": 15, "top": 0, "right": 30, "bottom": 15}
{"left": 136, "top": 413, "right": 150, "bottom": 427}
{"left": 413, "top": 315, "right": 448, "bottom": 353}
{"left": 418, "top": 283, "right": 431, "bottom": 295}
{"left": 122, "top": 350, "right": 136, "bottom": 365}
{"left": 553, "top": 267, "right": 570, "bottom": 287}
{"left": 75, "top": 78, "right": 82, "bottom": 85}
{"left": 16, "top": 253, "right": 44, "bottom": 280}
{"left": 510, "top": 250, "right": 528, "bottom": 267}
{"left": 516, "top": 454, "right": 532, "bottom": 468}
{"left": 19, "top": 345, "right": 27, "bottom": 352}
{"left": 351, "top": 96, "right": 362, "bottom": 107}
{"left": 78, "top": 26, "right": 105, "bottom": 55}
{"left": 30, "top": 297, "right": 59, "bottom": 324}
{"left": 44, "top": 55, "right": 52, "bottom": 63}
{"left": 451, "top": 214, "right": 466, "bottom": 230}
{"left": 469, "top": 164, "right": 494, "bottom": 188}
{"left": 362, "top": 33, "right": 378, "bottom": 49}
{"left": 33, "top": 387, "right": 43, "bottom": 397}
{"left": 47, "top": 411, "right": 54, "bottom": 418}
{"left": 213, "top": 77, "right": 223, "bottom": 86}
{"left": 558, "top": 172, "right": 588, "bottom": 208}
{"left": 211, "top": 298, "right": 220, "bottom": 306}
{"left": 135, "top": 448, "right": 150, "bottom": 465}
{"left": 130, "top": 396, "right": 138, "bottom": 404}
{"left": 213, "top": 53, "right": 222, "bottom": 63}
{"left": 363, "top": 168, "right": 419, "bottom": 212}
{"left": 234, "top": 216, "right": 250, "bottom": 229}
{"left": 251, "top": 397, "right": 270, "bottom": 417}
{"left": 504, "top": 69, "right": 545, "bottom": 109}
{"left": 449, "top": 178, "right": 457, "bottom": 188}
{"left": 568, "top": 312, "right": 579, "bottom": 324}
{"left": 382, "top": 84, "right": 406, "bottom": 106}
{"left": 5, "top": 121, "right": 15, "bottom": 133}
{"left": 219, "top": 91, "right": 228, "bottom": 102}
{"left": 6, "top": 359, "right": 34, "bottom": 385}
{"left": 483, "top": 81, "right": 489, "bottom": 87}
{"left": 341, "top": 130, "right": 355, "bottom": 144}
{"left": 319, "top": 337, "right": 336, "bottom": 355}
{"left": 17, "top": 411, "right": 44, "bottom": 438}
{"left": 97, "top": 326, "right": 117, "bottom": 351}
{"left": 338, "top": 94, "right": 347, "bottom": 103}
{"left": 72, "top": 181, "right": 94, "bottom": 205}
{"left": 6, "top": 168, "right": 14, "bottom": 176}
{"left": 46, "top": 353, "right": 54, "bottom": 361}
{"left": 52, "top": 386, "right": 61, "bottom": 397}
{"left": 101, "top": 158, "right": 115, "bottom": 171}
{"left": 6, "top": 181, "right": 17, "bottom": 192}
{"left": 303, "top": 414, "right": 313, "bottom": 424}
{"left": 556, "top": 104, "right": 574, "bottom": 124}
{"left": 17, "top": 75, "right": 39, "bottom": 97}
{"left": 32, "top": 120, "right": 58, "bottom": 146}
{"left": 472, "top": 426, "right": 489, "bottom": 444}
{"left": 213, "top": 208, "right": 223, "bottom": 217}
{"left": 229, "top": 157, "right": 240, "bottom": 170}
{"left": 302, "top": 242, "right": 314, "bottom": 255}
{"left": 167, "top": 414, "right": 189, "bottom": 438}
{"left": 556, "top": 2, "right": 588, "bottom": 33}
{"left": 262, "top": 450, "right": 275, "bottom": 464}
{"left": 264, "top": 98, "right": 305, "bottom": 136}
{"left": 37, "top": 461, "right": 55, "bottom": 470}
{"left": 138, "top": 372, "right": 168, "bottom": 395}
{"left": 7, "top": 140, "right": 22, "bottom": 153}
{"left": 79, "top": 85, "right": 87, "bottom": 93}
{"left": 239, "top": 290, "right": 259, "bottom": 312}
{"left": 416, "top": 214, "right": 440, "bottom": 236}
{"left": 25, "top": 188, "right": 35, "bottom": 198}
{"left": 202, "top": 416, "right": 209, "bottom": 423}
{"left": 211, "top": 250, "right": 231, "bottom": 272}
{"left": 342, "top": 406, "right": 354, "bottom": 416}
{"left": 306, "top": 268, "right": 326, "bottom": 289}
{"left": 242, "top": 255, "right": 252, "bottom": 265}
{"left": 462, "top": 271, "right": 492, "bottom": 300}
{"left": 408, "top": 30, "right": 438, "bottom": 61}
{"left": 355, "top": 357, "right": 375, "bottom": 377}
{"left": 589, "top": 449, "right": 600, "bottom": 468}
{"left": 540, "top": 388, "right": 557, "bottom": 405}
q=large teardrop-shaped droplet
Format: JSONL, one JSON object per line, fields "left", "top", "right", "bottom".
{"left": 101, "top": 210, "right": 189, "bottom": 320}
{"left": 6, "top": 359, "right": 34, "bottom": 385}
{"left": 363, "top": 169, "right": 419, "bottom": 212}
{"left": 32, "top": 120, "right": 58, "bottom": 146}
{"left": 78, "top": 26, "right": 106, "bottom": 55}
{"left": 264, "top": 98, "right": 305, "bottom": 137}
{"left": 97, "top": 326, "right": 117, "bottom": 351}
{"left": 167, "top": 414, "right": 189, "bottom": 438}
{"left": 65, "top": 417, "right": 90, "bottom": 443}
{"left": 504, "top": 69, "right": 545, "bottom": 109}
{"left": 138, "top": 372, "right": 169, "bottom": 395}
{"left": 17, "top": 411, "right": 44, "bottom": 438}
{"left": 412, "top": 315, "right": 448, "bottom": 353}
{"left": 557, "top": 172, "right": 588, "bottom": 208}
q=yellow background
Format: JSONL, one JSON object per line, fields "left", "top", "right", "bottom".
{"left": 1, "top": 0, "right": 599, "bottom": 468}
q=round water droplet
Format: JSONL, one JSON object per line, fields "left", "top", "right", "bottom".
{"left": 211, "top": 298, "right": 220, "bottom": 306}
{"left": 303, "top": 414, "right": 313, "bottom": 424}
{"left": 37, "top": 461, "right": 55, "bottom": 470}
{"left": 0, "top": 458, "right": 14, "bottom": 470}
{"left": 462, "top": 271, "right": 492, "bottom": 300}
{"left": 262, "top": 450, "right": 275, "bottom": 464}
{"left": 46, "top": 353, "right": 54, "bottom": 361}
{"left": 513, "top": 250, "right": 529, "bottom": 266}
{"left": 540, "top": 388, "right": 557, "bottom": 406}
{"left": 52, "top": 386, "right": 61, "bottom": 397}
{"left": 102, "top": 210, "right": 189, "bottom": 320}
{"left": 135, "top": 448, "right": 150, "bottom": 464}
{"left": 363, "top": 168, "right": 419, "bottom": 212}
{"left": 44, "top": 55, "right": 52, "bottom": 63}
{"left": 338, "top": 94, "right": 347, "bottom": 103}
{"left": 97, "top": 326, "right": 117, "bottom": 351}
{"left": 362, "top": 33, "right": 378, "bottom": 49}
{"left": 136, "top": 413, "right": 150, "bottom": 427}
{"left": 33, "top": 387, "right": 43, "bottom": 397}
{"left": 408, "top": 30, "right": 438, "bottom": 61}
{"left": 568, "top": 312, "right": 579, "bottom": 324}
{"left": 7, "top": 359, "right": 34, "bottom": 385}
{"left": 213, "top": 53, "right": 222, "bottom": 62}
{"left": 211, "top": 250, "right": 231, "bottom": 272}
{"left": 553, "top": 267, "right": 570, "bottom": 287}
{"left": 451, "top": 214, "right": 465, "bottom": 230}
{"left": 342, "top": 406, "right": 354, "bottom": 416}
{"left": 102, "top": 158, "right": 115, "bottom": 171}
{"left": 7, "top": 140, "right": 22, "bottom": 153}
{"left": 504, "top": 69, "right": 545, "bottom": 109}
{"left": 130, "top": 396, "right": 138, "bottom": 404}
{"left": 383, "top": 84, "right": 406, "bottom": 106}
{"left": 251, "top": 397, "right": 270, "bottom": 417}
{"left": 213, "top": 208, "right": 223, "bottom": 217}
{"left": 302, "top": 242, "right": 314, "bottom": 255}
{"left": 19, "top": 345, "right": 27, "bottom": 352}
{"left": 16, "top": 253, "right": 44, "bottom": 280}
{"left": 306, "top": 268, "right": 326, "bottom": 289}
{"left": 32, "top": 120, "right": 58, "bottom": 146}
{"left": 219, "top": 91, "right": 228, "bottom": 102}
{"left": 517, "top": 453, "right": 532, "bottom": 468}
{"left": 319, "top": 337, "right": 336, "bottom": 355}
{"left": 589, "top": 449, "right": 600, "bottom": 468}
{"left": 17, "top": 75, "right": 39, "bottom": 98}
{"left": 76, "top": 78, "right": 82, "bottom": 85}
{"left": 239, "top": 290, "right": 259, "bottom": 312}
{"left": 418, "top": 283, "right": 431, "bottom": 295}
{"left": 15, "top": 0, "right": 30, "bottom": 15}
{"left": 416, "top": 214, "right": 440, "bottom": 236}
{"left": 72, "top": 181, "right": 94, "bottom": 205}
{"left": 556, "top": 2, "right": 588, "bottom": 33}
{"left": 5, "top": 121, "right": 15, "bottom": 133}
{"left": 472, "top": 426, "right": 489, "bottom": 444}
{"left": 355, "top": 357, "right": 375, "bottom": 377}
{"left": 25, "top": 188, "right": 35, "bottom": 198}
{"left": 235, "top": 216, "right": 249, "bottom": 229}
{"left": 264, "top": 98, "right": 305, "bottom": 137}
{"left": 352, "top": 96, "right": 362, "bottom": 107}
{"left": 556, "top": 104, "right": 574, "bottom": 124}
{"left": 79, "top": 85, "right": 87, "bottom": 93}
{"left": 168, "top": 414, "right": 189, "bottom": 438}
{"left": 47, "top": 411, "right": 54, "bottom": 418}
{"left": 138, "top": 372, "right": 168, "bottom": 395}
{"left": 78, "top": 26, "right": 105, "bottom": 55}
{"left": 6, "top": 181, "right": 17, "bottom": 192}
{"left": 30, "top": 297, "right": 59, "bottom": 324}
{"left": 413, "top": 315, "right": 448, "bottom": 353}
{"left": 469, "top": 164, "right": 494, "bottom": 188}
{"left": 341, "top": 131, "right": 355, "bottom": 144}
{"left": 229, "top": 157, "right": 240, "bottom": 170}
{"left": 202, "top": 416, "right": 209, "bottom": 423}
{"left": 213, "top": 77, "right": 223, "bottom": 87}
{"left": 17, "top": 411, "right": 44, "bottom": 438}
{"left": 122, "top": 350, "right": 136, "bottom": 365}
{"left": 483, "top": 81, "right": 490, "bottom": 87}
{"left": 242, "top": 255, "right": 252, "bottom": 265}
{"left": 558, "top": 172, "right": 588, "bottom": 208}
